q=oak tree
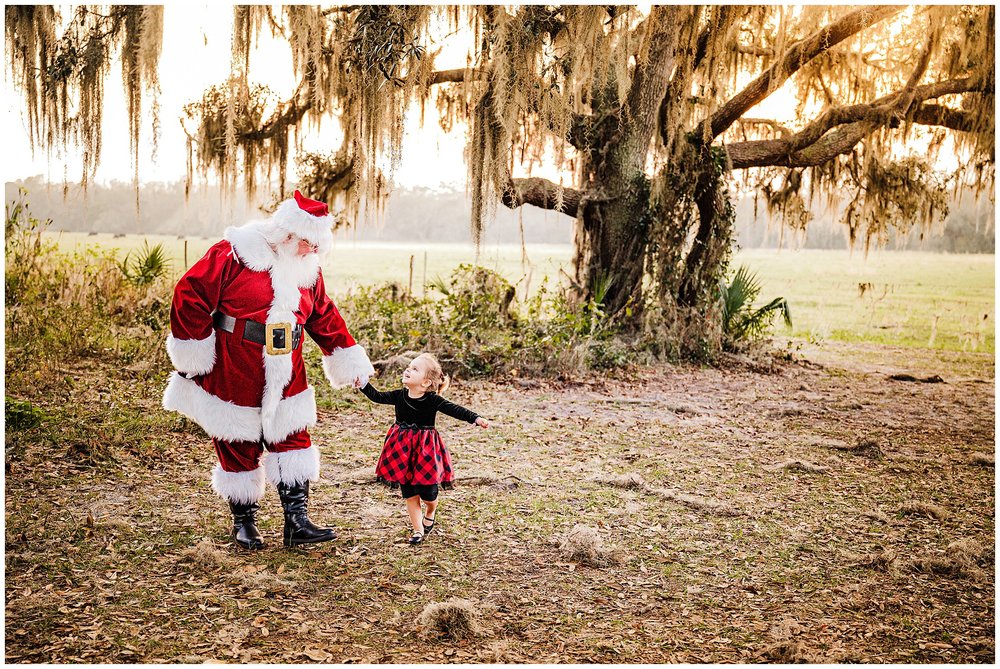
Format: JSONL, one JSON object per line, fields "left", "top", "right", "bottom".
{"left": 8, "top": 5, "right": 994, "bottom": 336}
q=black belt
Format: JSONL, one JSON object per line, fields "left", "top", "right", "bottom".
{"left": 213, "top": 311, "right": 303, "bottom": 354}
{"left": 395, "top": 422, "right": 436, "bottom": 430}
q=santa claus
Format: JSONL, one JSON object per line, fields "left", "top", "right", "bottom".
{"left": 162, "top": 190, "right": 374, "bottom": 549}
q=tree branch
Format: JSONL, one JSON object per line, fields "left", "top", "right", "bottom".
{"left": 726, "top": 77, "right": 985, "bottom": 169}
{"left": 910, "top": 103, "right": 977, "bottom": 132}
{"left": 705, "top": 6, "right": 903, "bottom": 140}
{"left": 891, "top": 29, "right": 938, "bottom": 112}
{"left": 500, "top": 177, "right": 583, "bottom": 216}
{"left": 322, "top": 5, "right": 362, "bottom": 16}
{"left": 735, "top": 44, "right": 774, "bottom": 58}
{"left": 242, "top": 85, "right": 312, "bottom": 142}
{"left": 428, "top": 67, "right": 484, "bottom": 85}
{"left": 623, "top": 6, "right": 680, "bottom": 167}
{"left": 693, "top": 6, "right": 736, "bottom": 70}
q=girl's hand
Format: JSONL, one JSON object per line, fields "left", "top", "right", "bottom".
{"left": 475, "top": 417, "right": 490, "bottom": 429}
{"left": 352, "top": 375, "right": 369, "bottom": 389}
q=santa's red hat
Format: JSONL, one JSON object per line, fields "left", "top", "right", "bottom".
{"left": 271, "top": 190, "right": 334, "bottom": 253}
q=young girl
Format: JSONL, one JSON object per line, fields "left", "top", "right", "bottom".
{"left": 355, "top": 353, "right": 489, "bottom": 545}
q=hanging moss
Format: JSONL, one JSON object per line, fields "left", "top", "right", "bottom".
{"left": 6, "top": 5, "right": 162, "bottom": 196}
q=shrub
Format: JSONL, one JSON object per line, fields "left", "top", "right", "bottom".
{"left": 119, "top": 241, "right": 170, "bottom": 286}
{"left": 5, "top": 397, "right": 46, "bottom": 431}
{"left": 337, "top": 267, "right": 645, "bottom": 379}
{"left": 719, "top": 265, "right": 792, "bottom": 352}
{"left": 5, "top": 193, "right": 171, "bottom": 371}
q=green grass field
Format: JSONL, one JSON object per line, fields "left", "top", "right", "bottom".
{"left": 46, "top": 232, "right": 995, "bottom": 353}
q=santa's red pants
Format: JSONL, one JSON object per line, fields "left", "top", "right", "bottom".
{"left": 209, "top": 430, "right": 318, "bottom": 504}
{"left": 212, "top": 430, "right": 312, "bottom": 472}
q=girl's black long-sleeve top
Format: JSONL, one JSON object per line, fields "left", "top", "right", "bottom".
{"left": 359, "top": 382, "right": 480, "bottom": 427}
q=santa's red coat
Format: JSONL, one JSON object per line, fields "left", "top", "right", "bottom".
{"left": 162, "top": 220, "right": 374, "bottom": 446}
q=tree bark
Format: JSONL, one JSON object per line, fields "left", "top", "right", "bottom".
{"left": 501, "top": 177, "right": 582, "bottom": 216}
{"left": 677, "top": 158, "right": 730, "bottom": 308}
{"left": 572, "top": 186, "right": 650, "bottom": 318}
{"left": 910, "top": 104, "right": 977, "bottom": 132}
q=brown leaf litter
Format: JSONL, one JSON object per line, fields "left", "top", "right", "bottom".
{"left": 596, "top": 473, "right": 740, "bottom": 516}
{"left": 759, "top": 640, "right": 819, "bottom": 663}
{"left": 969, "top": 452, "right": 994, "bottom": 466}
{"left": 904, "top": 539, "right": 992, "bottom": 579}
{"left": 179, "top": 540, "right": 239, "bottom": 570}
{"left": 825, "top": 436, "right": 885, "bottom": 459}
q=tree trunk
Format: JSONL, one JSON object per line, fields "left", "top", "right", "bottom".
{"left": 677, "top": 153, "right": 732, "bottom": 309}
{"left": 571, "top": 183, "right": 649, "bottom": 319}
{"left": 568, "top": 5, "right": 680, "bottom": 323}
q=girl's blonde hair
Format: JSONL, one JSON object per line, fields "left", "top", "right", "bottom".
{"left": 415, "top": 353, "right": 449, "bottom": 394}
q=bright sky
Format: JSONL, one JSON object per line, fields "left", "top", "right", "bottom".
{"left": 5, "top": 3, "right": 480, "bottom": 190}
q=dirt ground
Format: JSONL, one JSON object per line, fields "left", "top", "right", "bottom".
{"left": 4, "top": 342, "right": 995, "bottom": 663}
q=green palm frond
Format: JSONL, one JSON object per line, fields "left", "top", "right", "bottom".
{"left": 120, "top": 241, "right": 169, "bottom": 286}
{"left": 427, "top": 274, "right": 450, "bottom": 295}
{"left": 719, "top": 265, "right": 791, "bottom": 349}
{"left": 720, "top": 265, "right": 761, "bottom": 332}
{"left": 591, "top": 271, "right": 616, "bottom": 308}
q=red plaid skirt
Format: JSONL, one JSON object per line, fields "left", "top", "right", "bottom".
{"left": 375, "top": 424, "right": 454, "bottom": 488}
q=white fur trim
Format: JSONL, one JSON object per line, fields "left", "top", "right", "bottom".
{"left": 322, "top": 345, "right": 375, "bottom": 388}
{"left": 261, "top": 252, "right": 312, "bottom": 430}
{"left": 166, "top": 331, "right": 216, "bottom": 376}
{"left": 262, "top": 387, "right": 317, "bottom": 445}
{"left": 272, "top": 198, "right": 334, "bottom": 255}
{"left": 211, "top": 465, "right": 266, "bottom": 504}
{"left": 162, "top": 372, "right": 262, "bottom": 442}
{"left": 224, "top": 220, "right": 275, "bottom": 271}
{"left": 264, "top": 445, "right": 321, "bottom": 486}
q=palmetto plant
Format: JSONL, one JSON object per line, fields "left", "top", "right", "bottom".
{"left": 719, "top": 265, "right": 792, "bottom": 350}
{"left": 586, "top": 271, "right": 616, "bottom": 335}
{"left": 119, "top": 241, "right": 169, "bottom": 286}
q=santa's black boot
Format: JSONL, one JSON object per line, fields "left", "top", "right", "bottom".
{"left": 228, "top": 499, "right": 265, "bottom": 550}
{"left": 276, "top": 480, "right": 336, "bottom": 547}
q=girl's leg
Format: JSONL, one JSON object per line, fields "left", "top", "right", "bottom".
{"left": 405, "top": 495, "right": 424, "bottom": 534}
{"left": 421, "top": 485, "right": 439, "bottom": 533}
{"left": 423, "top": 498, "right": 437, "bottom": 521}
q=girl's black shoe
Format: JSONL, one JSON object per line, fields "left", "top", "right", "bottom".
{"left": 408, "top": 532, "right": 424, "bottom": 545}
{"left": 422, "top": 517, "right": 435, "bottom": 534}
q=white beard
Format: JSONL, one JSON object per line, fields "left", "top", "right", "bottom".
{"left": 270, "top": 238, "right": 321, "bottom": 290}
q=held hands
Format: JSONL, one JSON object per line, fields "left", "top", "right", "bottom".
{"left": 352, "top": 375, "right": 370, "bottom": 389}
{"left": 475, "top": 417, "right": 490, "bottom": 429}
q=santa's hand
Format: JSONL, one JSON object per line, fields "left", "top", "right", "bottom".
{"left": 475, "top": 417, "right": 490, "bottom": 429}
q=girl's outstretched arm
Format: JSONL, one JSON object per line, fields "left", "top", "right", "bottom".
{"left": 358, "top": 381, "right": 397, "bottom": 405}
{"left": 435, "top": 396, "right": 480, "bottom": 424}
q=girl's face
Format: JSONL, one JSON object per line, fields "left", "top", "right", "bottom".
{"left": 402, "top": 357, "right": 432, "bottom": 391}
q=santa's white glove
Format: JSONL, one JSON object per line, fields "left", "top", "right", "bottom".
{"left": 352, "top": 375, "right": 370, "bottom": 389}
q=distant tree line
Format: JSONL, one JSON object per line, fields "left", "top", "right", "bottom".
{"left": 734, "top": 193, "right": 994, "bottom": 253}
{"left": 5, "top": 177, "right": 573, "bottom": 245}
{"left": 6, "top": 176, "right": 994, "bottom": 253}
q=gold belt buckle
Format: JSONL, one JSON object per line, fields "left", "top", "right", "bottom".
{"left": 265, "top": 322, "right": 294, "bottom": 355}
